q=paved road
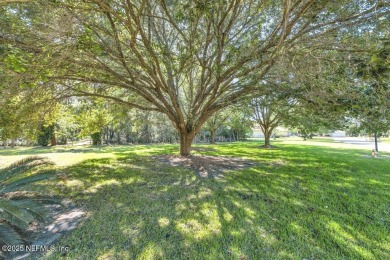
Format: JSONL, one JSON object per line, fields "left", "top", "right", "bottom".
{"left": 333, "top": 137, "right": 390, "bottom": 153}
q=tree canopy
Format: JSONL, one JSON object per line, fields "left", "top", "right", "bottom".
{"left": 1, "top": 0, "right": 389, "bottom": 155}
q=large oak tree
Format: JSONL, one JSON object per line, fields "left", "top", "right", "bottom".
{"left": 1, "top": 0, "right": 389, "bottom": 155}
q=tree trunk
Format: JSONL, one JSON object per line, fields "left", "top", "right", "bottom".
{"left": 179, "top": 132, "right": 195, "bottom": 156}
{"left": 374, "top": 132, "right": 378, "bottom": 152}
{"left": 50, "top": 134, "right": 57, "bottom": 146}
{"left": 109, "top": 128, "right": 115, "bottom": 142}
{"left": 263, "top": 127, "right": 272, "bottom": 148}
{"left": 264, "top": 132, "right": 271, "bottom": 148}
{"left": 210, "top": 129, "right": 216, "bottom": 144}
{"left": 117, "top": 132, "right": 121, "bottom": 144}
{"left": 105, "top": 127, "right": 109, "bottom": 145}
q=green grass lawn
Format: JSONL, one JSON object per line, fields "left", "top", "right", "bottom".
{"left": 382, "top": 137, "right": 390, "bottom": 143}
{"left": 1, "top": 139, "right": 389, "bottom": 259}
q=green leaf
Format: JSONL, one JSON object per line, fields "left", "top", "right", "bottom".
{"left": 0, "top": 198, "right": 34, "bottom": 229}
{"left": 0, "top": 223, "right": 23, "bottom": 246}
{"left": 0, "top": 156, "right": 53, "bottom": 183}
{"left": 1, "top": 170, "right": 56, "bottom": 193}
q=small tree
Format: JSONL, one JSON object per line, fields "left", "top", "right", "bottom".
{"left": 227, "top": 107, "right": 253, "bottom": 141}
{"left": 251, "top": 93, "right": 291, "bottom": 147}
{"left": 78, "top": 99, "right": 112, "bottom": 145}
{"left": 204, "top": 111, "right": 229, "bottom": 144}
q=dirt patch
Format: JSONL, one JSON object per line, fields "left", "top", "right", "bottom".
{"left": 153, "top": 154, "right": 256, "bottom": 178}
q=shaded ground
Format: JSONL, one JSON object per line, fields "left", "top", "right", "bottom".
{"left": 5, "top": 202, "right": 86, "bottom": 260}
{"left": 153, "top": 154, "right": 256, "bottom": 177}
{"left": 190, "top": 147, "right": 216, "bottom": 152}
{"left": 1, "top": 140, "right": 389, "bottom": 259}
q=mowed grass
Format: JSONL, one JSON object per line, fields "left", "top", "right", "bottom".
{"left": 1, "top": 139, "right": 389, "bottom": 259}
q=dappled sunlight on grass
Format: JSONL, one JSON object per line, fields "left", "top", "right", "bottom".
{"left": 327, "top": 221, "right": 376, "bottom": 259}
{"left": 176, "top": 216, "right": 221, "bottom": 240}
{"left": 5, "top": 140, "right": 387, "bottom": 259}
{"left": 157, "top": 217, "right": 170, "bottom": 227}
{"left": 84, "top": 179, "right": 121, "bottom": 194}
{"left": 138, "top": 241, "right": 165, "bottom": 259}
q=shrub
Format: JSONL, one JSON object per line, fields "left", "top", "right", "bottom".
{"left": 37, "top": 125, "right": 54, "bottom": 146}
{"left": 91, "top": 132, "right": 102, "bottom": 145}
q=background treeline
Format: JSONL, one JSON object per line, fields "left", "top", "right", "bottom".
{"left": 0, "top": 98, "right": 253, "bottom": 147}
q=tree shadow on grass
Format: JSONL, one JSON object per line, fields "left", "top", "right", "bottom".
{"left": 35, "top": 143, "right": 390, "bottom": 260}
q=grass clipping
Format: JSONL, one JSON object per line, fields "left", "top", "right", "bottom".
{"left": 154, "top": 154, "right": 256, "bottom": 178}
